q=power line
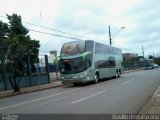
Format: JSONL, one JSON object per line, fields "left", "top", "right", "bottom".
{"left": 24, "top": 22, "right": 88, "bottom": 38}
{"left": 0, "top": 15, "right": 83, "bottom": 40}
{"left": 25, "top": 23, "right": 109, "bottom": 43}
{"left": 29, "top": 29, "right": 110, "bottom": 44}
{"left": 0, "top": 15, "right": 88, "bottom": 38}
{"left": 29, "top": 29, "right": 83, "bottom": 41}
{"left": 0, "top": 15, "right": 108, "bottom": 44}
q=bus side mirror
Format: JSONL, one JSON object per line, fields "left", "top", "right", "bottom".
{"left": 82, "top": 52, "right": 92, "bottom": 61}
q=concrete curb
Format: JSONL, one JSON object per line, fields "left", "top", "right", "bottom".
{"left": 124, "top": 69, "right": 143, "bottom": 74}
{"left": 153, "top": 87, "right": 160, "bottom": 96}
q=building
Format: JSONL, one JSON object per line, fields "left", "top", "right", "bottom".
{"left": 123, "top": 53, "right": 138, "bottom": 61}
{"left": 39, "top": 50, "right": 57, "bottom": 64}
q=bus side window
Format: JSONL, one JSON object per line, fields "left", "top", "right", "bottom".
{"left": 85, "top": 41, "right": 94, "bottom": 66}
{"left": 108, "top": 60, "right": 116, "bottom": 68}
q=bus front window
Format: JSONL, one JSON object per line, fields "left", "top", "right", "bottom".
{"left": 60, "top": 57, "right": 86, "bottom": 74}
{"left": 61, "top": 41, "right": 85, "bottom": 57}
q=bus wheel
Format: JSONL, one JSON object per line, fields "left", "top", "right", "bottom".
{"left": 116, "top": 70, "right": 120, "bottom": 78}
{"left": 94, "top": 73, "right": 99, "bottom": 83}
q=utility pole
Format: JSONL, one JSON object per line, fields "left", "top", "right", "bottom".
{"left": 142, "top": 44, "right": 145, "bottom": 68}
{"left": 108, "top": 26, "right": 124, "bottom": 45}
{"left": 109, "top": 25, "right": 111, "bottom": 45}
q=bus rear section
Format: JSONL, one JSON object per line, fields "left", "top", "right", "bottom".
{"left": 94, "top": 42, "right": 123, "bottom": 79}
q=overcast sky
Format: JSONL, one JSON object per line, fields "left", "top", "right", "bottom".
{"left": 0, "top": 0, "right": 160, "bottom": 57}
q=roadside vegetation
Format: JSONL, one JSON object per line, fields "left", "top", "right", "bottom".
{"left": 0, "top": 13, "right": 40, "bottom": 92}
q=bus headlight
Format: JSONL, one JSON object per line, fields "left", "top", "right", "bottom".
{"left": 72, "top": 73, "right": 87, "bottom": 79}
{"left": 80, "top": 72, "right": 87, "bottom": 77}
{"left": 61, "top": 76, "right": 65, "bottom": 79}
{"left": 72, "top": 76, "right": 79, "bottom": 79}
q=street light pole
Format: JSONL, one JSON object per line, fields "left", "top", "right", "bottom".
{"left": 109, "top": 26, "right": 125, "bottom": 45}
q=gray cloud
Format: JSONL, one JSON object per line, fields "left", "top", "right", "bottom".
{"left": 53, "top": 0, "right": 109, "bottom": 36}
{"left": 17, "top": 0, "right": 160, "bottom": 57}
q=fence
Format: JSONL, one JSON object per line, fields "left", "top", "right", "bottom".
{"left": 0, "top": 54, "right": 54, "bottom": 91}
{"left": 122, "top": 61, "right": 144, "bottom": 71}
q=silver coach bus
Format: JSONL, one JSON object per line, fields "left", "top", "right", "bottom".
{"left": 58, "top": 40, "right": 123, "bottom": 85}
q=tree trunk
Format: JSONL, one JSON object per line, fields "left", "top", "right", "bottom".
{"left": 13, "top": 79, "right": 20, "bottom": 92}
{"left": 13, "top": 86, "right": 20, "bottom": 92}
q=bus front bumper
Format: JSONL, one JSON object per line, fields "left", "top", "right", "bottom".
{"left": 61, "top": 73, "right": 90, "bottom": 84}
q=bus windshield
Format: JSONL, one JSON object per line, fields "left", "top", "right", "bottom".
{"left": 61, "top": 41, "right": 85, "bottom": 57}
{"left": 60, "top": 57, "right": 86, "bottom": 74}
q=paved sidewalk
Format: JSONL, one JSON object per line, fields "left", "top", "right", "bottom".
{"left": 0, "top": 80, "right": 62, "bottom": 99}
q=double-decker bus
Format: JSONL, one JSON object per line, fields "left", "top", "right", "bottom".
{"left": 58, "top": 40, "right": 123, "bottom": 85}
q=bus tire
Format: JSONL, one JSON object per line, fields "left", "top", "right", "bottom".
{"left": 119, "top": 69, "right": 121, "bottom": 76}
{"left": 94, "top": 73, "right": 99, "bottom": 83}
{"left": 116, "top": 70, "right": 120, "bottom": 78}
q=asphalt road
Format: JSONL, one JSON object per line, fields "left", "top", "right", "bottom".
{"left": 0, "top": 68, "right": 160, "bottom": 114}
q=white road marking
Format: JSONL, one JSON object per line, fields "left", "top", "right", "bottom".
{"left": 36, "top": 96, "right": 67, "bottom": 106}
{"left": 0, "top": 88, "right": 81, "bottom": 110}
{"left": 123, "top": 79, "right": 134, "bottom": 84}
{"left": 71, "top": 90, "right": 107, "bottom": 104}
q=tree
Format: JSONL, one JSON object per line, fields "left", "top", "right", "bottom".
{"left": 155, "top": 57, "right": 160, "bottom": 65}
{"left": 3, "top": 13, "right": 40, "bottom": 92}
{"left": 7, "top": 14, "right": 28, "bottom": 38}
{"left": 148, "top": 55, "right": 154, "bottom": 59}
{"left": 0, "top": 21, "right": 9, "bottom": 53}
